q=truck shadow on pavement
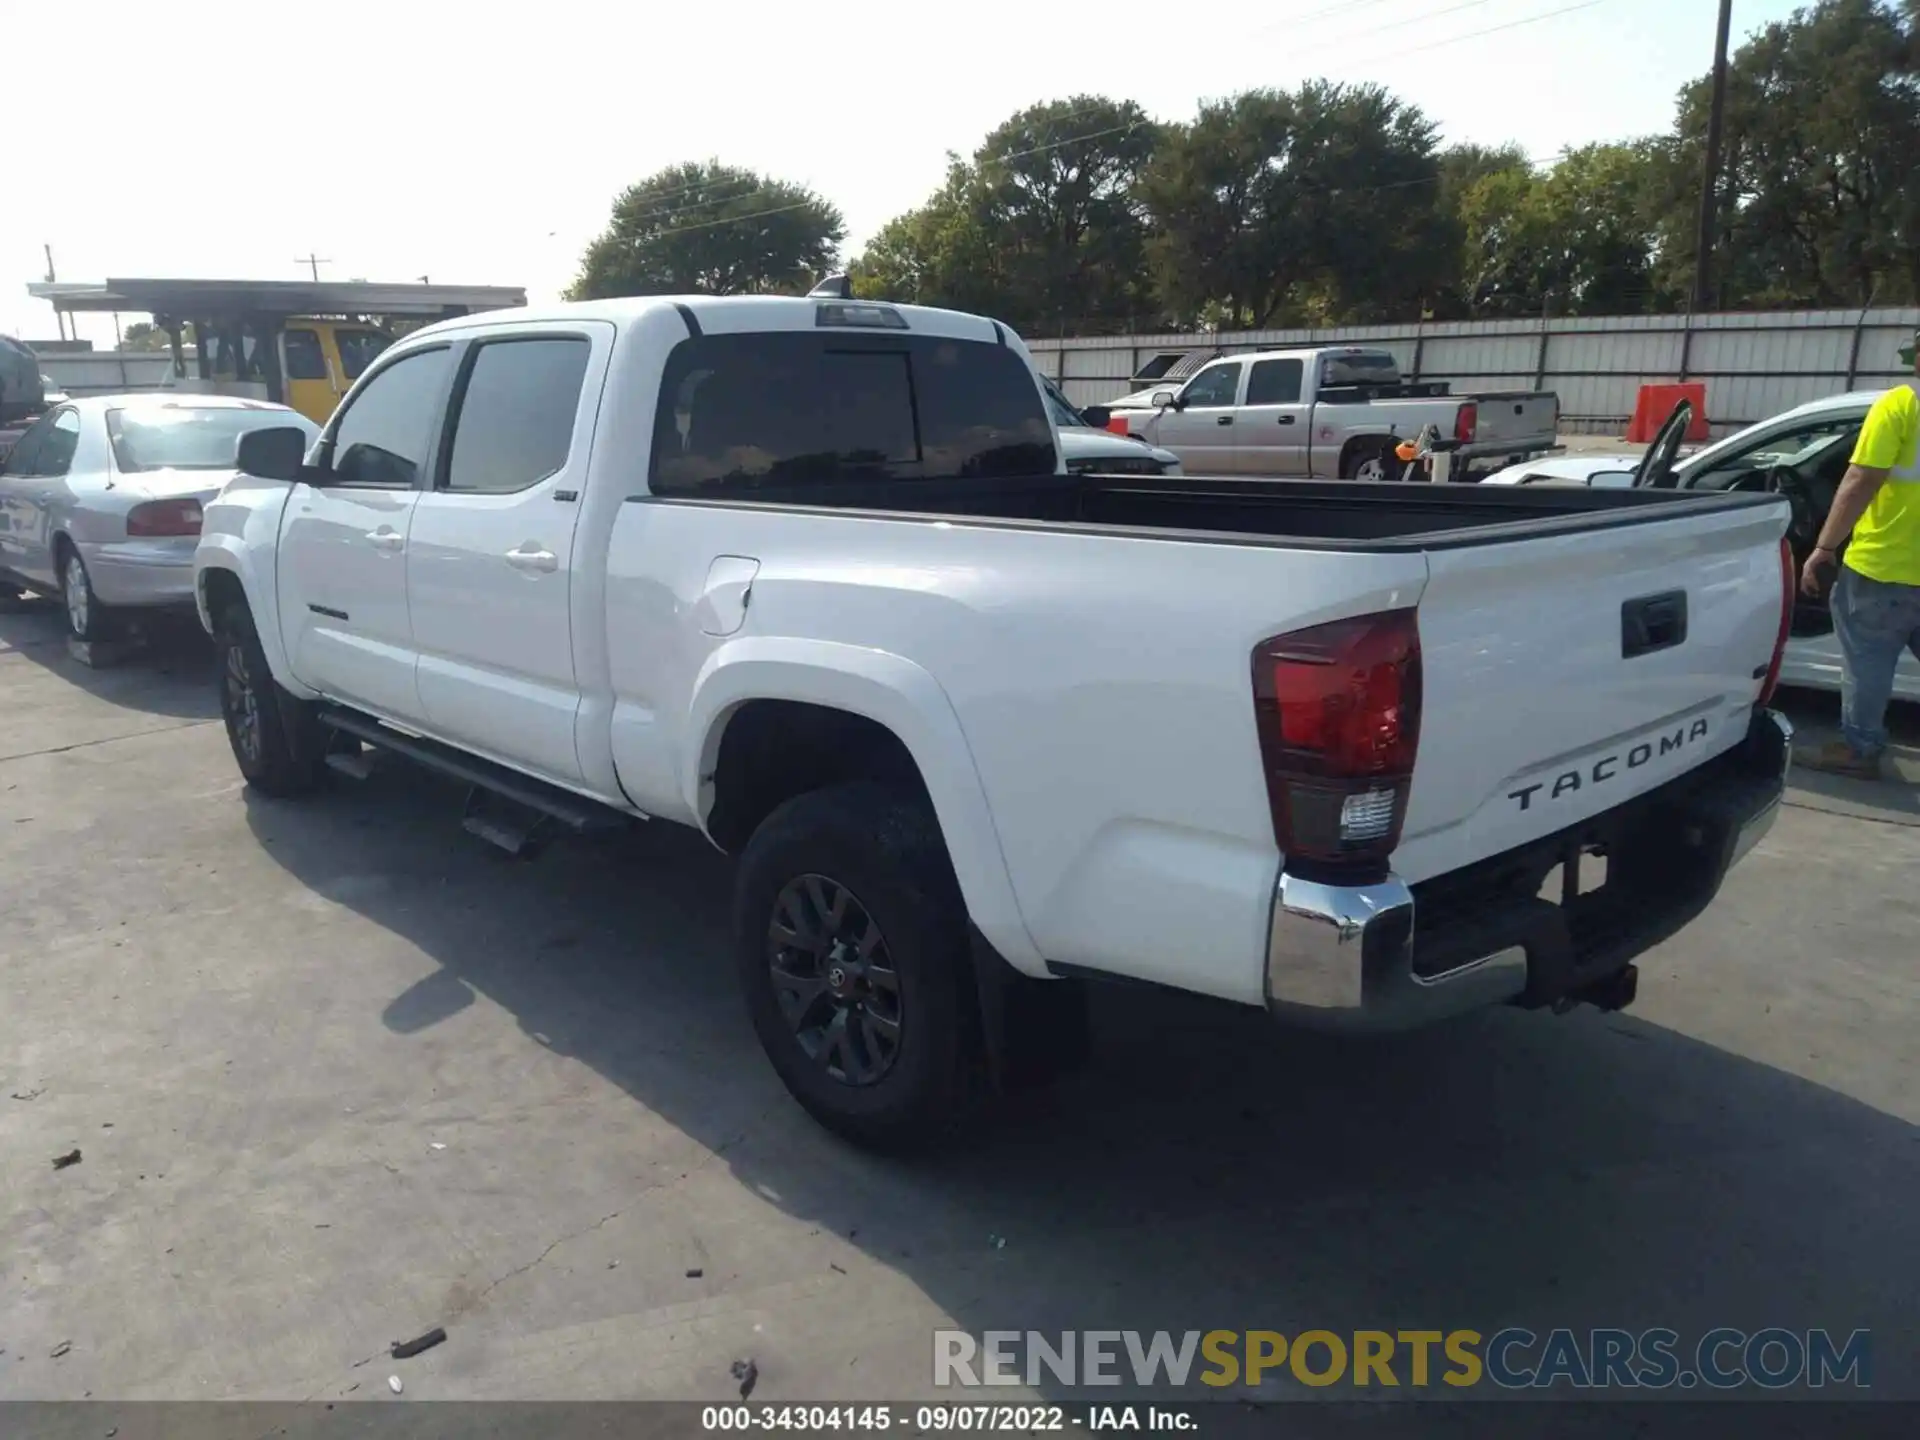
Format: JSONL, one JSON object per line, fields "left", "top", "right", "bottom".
{"left": 0, "top": 595, "right": 218, "bottom": 722}
{"left": 243, "top": 766, "right": 1918, "bottom": 1403}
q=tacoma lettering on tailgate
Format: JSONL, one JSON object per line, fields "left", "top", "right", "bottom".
{"left": 1507, "top": 717, "right": 1712, "bottom": 812}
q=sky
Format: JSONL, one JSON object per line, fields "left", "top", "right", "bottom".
{"left": 3, "top": 0, "right": 1807, "bottom": 347}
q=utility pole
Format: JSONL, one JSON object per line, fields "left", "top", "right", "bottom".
{"left": 294, "top": 253, "right": 331, "bottom": 281}
{"left": 1691, "top": 0, "right": 1734, "bottom": 314}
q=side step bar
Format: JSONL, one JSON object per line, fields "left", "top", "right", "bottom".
{"left": 316, "top": 707, "right": 636, "bottom": 853}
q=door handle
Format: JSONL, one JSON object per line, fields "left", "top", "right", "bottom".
{"left": 367, "top": 527, "right": 405, "bottom": 552}
{"left": 505, "top": 545, "right": 559, "bottom": 573}
{"left": 1216, "top": 415, "right": 1235, "bottom": 426}
{"left": 1276, "top": 415, "right": 1297, "bottom": 425}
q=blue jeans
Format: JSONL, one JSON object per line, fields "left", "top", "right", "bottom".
{"left": 1833, "top": 566, "right": 1920, "bottom": 757}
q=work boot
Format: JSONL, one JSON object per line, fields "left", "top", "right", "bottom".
{"left": 1793, "top": 739, "right": 1882, "bottom": 780}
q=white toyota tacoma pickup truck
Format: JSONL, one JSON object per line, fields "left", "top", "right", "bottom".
{"left": 195, "top": 291, "right": 1794, "bottom": 1148}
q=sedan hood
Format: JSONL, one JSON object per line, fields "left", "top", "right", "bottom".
{"left": 1478, "top": 454, "right": 1639, "bottom": 486}
{"left": 1057, "top": 426, "right": 1181, "bottom": 470}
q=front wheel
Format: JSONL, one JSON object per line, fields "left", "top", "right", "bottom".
{"left": 216, "top": 604, "right": 327, "bottom": 798}
{"left": 733, "top": 782, "right": 980, "bottom": 1150}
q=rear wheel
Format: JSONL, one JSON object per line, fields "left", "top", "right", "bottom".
{"left": 1343, "top": 439, "right": 1404, "bottom": 483}
{"left": 733, "top": 782, "right": 980, "bottom": 1150}
{"left": 216, "top": 603, "right": 327, "bottom": 797}
{"left": 59, "top": 544, "right": 113, "bottom": 641}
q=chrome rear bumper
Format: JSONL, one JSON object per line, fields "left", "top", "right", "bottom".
{"left": 1266, "top": 708, "right": 1792, "bottom": 1032}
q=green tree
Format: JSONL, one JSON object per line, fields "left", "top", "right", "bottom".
{"left": 119, "top": 320, "right": 170, "bottom": 352}
{"left": 965, "top": 97, "right": 1160, "bottom": 333}
{"left": 1453, "top": 142, "right": 1669, "bottom": 317}
{"left": 1138, "top": 84, "right": 1447, "bottom": 329}
{"left": 1661, "top": 0, "right": 1920, "bottom": 308}
{"left": 851, "top": 164, "right": 1007, "bottom": 314}
{"left": 569, "top": 162, "right": 845, "bottom": 300}
{"left": 852, "top": 97, "right": 1160, "bottom": 333}
{"left": 1137, "top": 89, "right": 1303, "bottom": 329}
{"left": 1286, "top": 82, "right": 1450, "bottom": 324}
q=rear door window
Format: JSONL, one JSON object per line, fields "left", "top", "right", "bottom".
{"left": 442, "top": 338, "right": 591, "bottom": 493}
{"left": 36, "top": 409, "right": 82, "bottom": 476}
{"left": 651, "top": 332, "right": 1053, "bottom": 496}
{"left": 1245, "top": 359, "right": 1303, "bottom": 406}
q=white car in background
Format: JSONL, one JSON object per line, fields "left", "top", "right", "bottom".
{"left": 1483, "top": 392, "right": 1920, "bottom": 702}
{"left": 0, "top": 395, "right": 320, "bottom": 639}
{"left": 1043, "top": 380, "right": 1183, "bottom": 476}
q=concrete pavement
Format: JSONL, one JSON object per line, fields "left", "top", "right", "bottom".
{"left": 1, "top": 598, "right": 1915, "bottom": 1405}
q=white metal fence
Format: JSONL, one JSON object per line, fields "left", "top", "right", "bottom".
{"left": 1028, "top": 307, "right": 1920, "bottom": 438}
{"left": 38, "top": 350, "right": 176, "bottom": 397}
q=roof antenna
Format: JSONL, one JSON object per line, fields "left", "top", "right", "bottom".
{"left": 807, "top": 272, "right": 853, "bottom": 299}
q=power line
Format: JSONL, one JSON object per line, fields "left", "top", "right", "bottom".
{"left": 1363, "top": 0, "right": 1611, "bottom": 61}
{"left": 606, "top": 1, "right": 1610, "bottom": 248}
{"left": 637, "top": 200, "right": 819, "bottom": 242}
{"left": 1250, "top": 0, "right": 1491, "bottom": 46}
{"left": 988, "top": 120, "right": 1146, "bottom": 166}
{"left": 620, "top": 119, "right": 1156, "bottom": 244}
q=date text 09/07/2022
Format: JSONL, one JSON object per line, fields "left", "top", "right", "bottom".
{"left": 701, "top": 1404, "right": 1190, "bottom": 1432}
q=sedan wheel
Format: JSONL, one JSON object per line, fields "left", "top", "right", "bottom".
{"left": 61, "top": 549, "right": 102, "bottom": 641}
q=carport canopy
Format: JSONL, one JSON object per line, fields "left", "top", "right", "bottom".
{"left": 26, "top": 277, "right": 527, "bottom": 404}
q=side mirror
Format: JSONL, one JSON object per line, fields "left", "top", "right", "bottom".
{"left": 1151, "top": 390, "right": 1176, "bottom": 410}
{"left": 1080, "top": 405, "right": 1112, "bottom": 430}
{"left": 236, "top": 425, "right": 309, "bottom": 482}
{"left": 1587, "top": 468, "right": 1636, "bottom": 489}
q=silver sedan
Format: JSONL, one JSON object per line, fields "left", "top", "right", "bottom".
{"left": 0, "top": 395, "right": 318, "bottom": 640}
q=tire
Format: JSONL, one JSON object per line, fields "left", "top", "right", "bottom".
{"left": 733, "top": 782, "right": 980, "bottom": 1150}
{"left": 1342, "top": 438, "right": 1407, "bottom": 482}
{"left": 58, "top": 542, "right": 113, "bottom": 641}
{"left": 215, "top": 602, "right": 327, "bottom": 798}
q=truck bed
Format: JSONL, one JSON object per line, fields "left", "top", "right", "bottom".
{"left": 662, "top": 470, "right": 1784, "bottom": 549}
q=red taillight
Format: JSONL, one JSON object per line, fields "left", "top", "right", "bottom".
{"left": 1454, "top": 402, "right": 1478, "bottom": 445}
{"left": 1252, "top": 609, "right": 1422, "bottom": 875}
{"left": 1758, "top": 534, "right": 1794, "bottom": 707}
{"left": 125, "top": 498, "right": 203, "bottom": 537}
{"left": 1106, "top": 415, "right": 1132, "bottom": 437}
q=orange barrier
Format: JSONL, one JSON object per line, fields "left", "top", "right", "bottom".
{"left": 1627, "top": 383, "right": 1709, "bottom": 443}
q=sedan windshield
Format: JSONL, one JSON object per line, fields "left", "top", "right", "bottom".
{"left": 1042, "top": 380, "right": 1088, "bottom": 430}
{"left": 107, "top": 406, "right": 310, "bottom": 473}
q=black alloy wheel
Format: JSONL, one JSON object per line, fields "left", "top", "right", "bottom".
{"left": 767, "top": 873, "right": 904, "bottom": 1087}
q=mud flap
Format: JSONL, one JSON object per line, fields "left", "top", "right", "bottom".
{"left": 968, "top": 927, "right": 1090, "bottom": 1093}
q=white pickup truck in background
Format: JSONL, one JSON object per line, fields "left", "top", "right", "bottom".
{"left": 196, "top": 290, "right": 1791, "bottom": 1149}
{"left": 1105, "top": 345, "right": 1560, "bottom": 481}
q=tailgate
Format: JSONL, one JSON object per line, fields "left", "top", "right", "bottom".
{"left": 1471, "top": 391, "right": 1558, "bottom": 447}
{"left": 1392, "top": 499, "right": 1788, "bottom": 884}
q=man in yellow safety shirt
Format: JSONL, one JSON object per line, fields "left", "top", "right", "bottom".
{"left": 1795, "top": 332, "right": 1920, "bottom": 778}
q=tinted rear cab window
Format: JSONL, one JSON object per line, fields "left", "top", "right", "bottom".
{"left": 444, "top": 338, "right": 589, "bottom": 493}
{"left": 650, "top": 332, "right": 1055, "bottom": 496}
